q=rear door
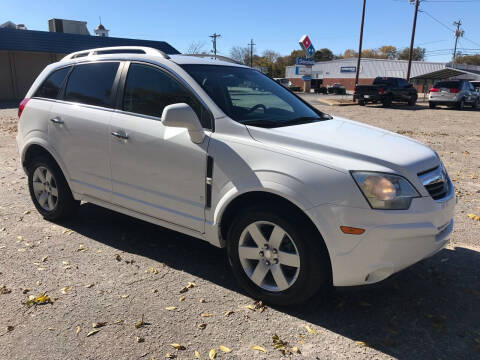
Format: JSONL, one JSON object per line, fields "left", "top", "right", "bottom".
{"left": 109, "top": 62, "right": 212, "bottom": 232}
{"left": 48, "top": 61, "right": 122, "bottom": 202}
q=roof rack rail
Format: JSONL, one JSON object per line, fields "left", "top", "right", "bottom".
{"left": 61, "top": 46, "right": 170, "bottom": 61}
{"left": 182, "top": 54, "right": 243, "bottom": 65}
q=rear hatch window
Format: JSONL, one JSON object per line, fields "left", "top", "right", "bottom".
{"left": 434, "top": 81, "right": 460, "bottom": 89}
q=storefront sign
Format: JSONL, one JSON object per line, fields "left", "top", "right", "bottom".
{"left": 340, "top": 66, "right": 356, "bottom": 73}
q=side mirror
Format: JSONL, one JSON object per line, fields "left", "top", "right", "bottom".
{"left": 161, "top": 103, "right": 205, "bottom": 144}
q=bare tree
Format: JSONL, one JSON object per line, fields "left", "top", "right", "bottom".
{"left": 230, "top": 46, "right": 251, "bottom": 65}
{"left": 186, "top": 41, "right": 206, "bottom": 54}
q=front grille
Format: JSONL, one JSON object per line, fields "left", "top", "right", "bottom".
{"left": 418, "top": 165, "right": 449, "bottom": 200}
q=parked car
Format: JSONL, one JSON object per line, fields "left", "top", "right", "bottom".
{"left": 315, "top": 86, "right": 328, "bottom": 94}
{"left": 429, "top": 80, "right": 479, "bottom": 109}
{"left": 17, "top": 46, "right": 455, "bottom": 305}
{"left": 273, "top": 78, "right": 292, "bottom": 88}
{"left": 327, "top": 83, "right": 347, "bottom": 95}
{"left": 355, "top": 77, "right": 418, "bottom": 107}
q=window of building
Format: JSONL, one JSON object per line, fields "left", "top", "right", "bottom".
{"left": 122, "top": 63, "right": 211, "bottom": 128}
{"left": 34, "top": 67, "right": 71, "bottom": 99}
{"left": 64, "top": 62, "right": 119, "bottom": 107}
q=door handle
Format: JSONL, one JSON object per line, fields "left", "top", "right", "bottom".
{"left": 50, "top": 117, "right": 64, "bottom": 124}
{"left": 111, "top": 130, "right": 129, "bottom": 140}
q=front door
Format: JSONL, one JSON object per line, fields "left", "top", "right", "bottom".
{"left": 109, "top": 62, "right": 211, "bottom": 232}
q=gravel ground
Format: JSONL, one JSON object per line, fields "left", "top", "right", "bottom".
{"left": 0, "top": 101, "right": 479, "bottom": 360}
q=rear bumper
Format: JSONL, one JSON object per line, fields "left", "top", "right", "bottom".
{"left": 307, "top": 182, "right": 456, "bottom": 287}
{"left": 354, "top": 94, "right": 382, "bottom": 101}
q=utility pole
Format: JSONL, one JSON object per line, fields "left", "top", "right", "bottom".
{"left": 452, "top": 20, "right": 464, "bottom": 63}
{"left": 248, "top": 39, "right": 255, "bottom": 67}
{"left": 210, "top": 33, "right": 221, "bottom": 59}
{"left": 354, "top": 0, "right": 366, "bottom": 101}
{"left": 406, "top": 0, "right": 420, "bottom": 81}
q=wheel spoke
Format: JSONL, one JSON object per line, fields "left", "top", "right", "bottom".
{"left": 50, "top": 186, "right": 58, "bottom": 197}
{"left": 32, "top": 181, "right": 44, "bottom": 194}
{"left": 47, "top": 194, "right": 55, "bottom": 210}
{"left": 38, "top": 192, "right": 48, "bottom": 207}
{"left": 238, "top": 246, "right": 261, "bottom": 260}
{"left": 36, "top": 169, "right": 46, "bottom": 183}
{"left": 278, "top": 251, "right": 300, "bottom": 268}
{"left": 45, "top": 170, "right": 53, "bottom": 183}
{"left": 271, "top": 264, "right": 289, "bottom": 291}
{"left": 250, "top": 261, "right": 269, "bottom": 286}
{"left": 246, "top": 223, "right": 267, "bottom": 248}
{"left": 268, "top": 225, "right": 285, "bottom": 249}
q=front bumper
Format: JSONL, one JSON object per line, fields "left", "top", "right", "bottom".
{"left": 307, "top": 181, "right": 456, "bottom": 287}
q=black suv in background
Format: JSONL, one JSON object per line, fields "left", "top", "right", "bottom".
{"left": 354, "top": 77, "right": 418, "bottom": 107}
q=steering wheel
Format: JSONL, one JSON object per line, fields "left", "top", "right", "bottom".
{"left": 246, "top": 104, "right": 266, "bottom": 113}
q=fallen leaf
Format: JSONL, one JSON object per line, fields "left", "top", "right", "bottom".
{"left": 165, "top": 353, "right": 176, "bottom": 359}
{"left": 187, "top": 282, "right": 196, "bottom": 288}
{"left": 62, "top": 261, "right": 70, "bottom": 265}
{"left": 22, "top": 288, "right": 30, "bottom": 294}
{"left": 305, "top": 325, "right": 317, "bottom": 335}
{"left": 246, "top": 304, "right": 256, "bottom": 311}
{"left": 84, "top": 283, "right": 94, "bottom": 288}
{"left": 77, "top": 244, "right": 87, "bottom": 251}
{"left": 23, "top": 210, "right": 30, "bottom": 215}
{"left": 272, "top": 333, "right": 291, "bottom": 355}
{"left": 201, "top": 313, "right": 212, "bottom": 317}
{"left": 148, "top": 267, "right": 158, "bottom": 275}
{"left": 0, "top": 285, "right": 12, "bottom": 295}
{"left": 292, "top": 346, "right": 300, "bottom": 354}
{"left": 194, "top": 350, "right": 201, "bottom": 359}
{"left": 114, "top": 254, "right": 122, "bottom": 261}
{"left": 6, "top": 325, "right": 14, "bottom": 332}
{"left": 219, "top": 345, "right": 232, "bottom": 353}
{"left": 48, "top": 327, "right": 55, "bottom": 331}
{"left": 92, "top": 322, "right": 107, "bottom": 328}
{"left": 224, "top": 310, "right": 234, "bottom": 317}
{"left": 75, "top": 326, "right": 81, "bottom": 335}
{"left": 135, "top": 314, "right": 145, "bottom": 328}
{"left": 251, "top": 345, "right": 266, "bottom": 353}
{"left": 178, "top": 296, "right": 186, "bottom": 302}
{"left": 209, "top": 348, "right": 216, "bottom": 359}
{"left": 136, "top": 336, "right": 145, "bottom": 343}
{"left": 60, "top": 286, "right": 72, "bottom": 294}
{"left": 199, "top": 298, "right": 206, "bottom": 303}
{"left": 114, "top": 320, "right": 124, "bottom": 325}
{"left": 467, "top": 213, "right": 480, "bottom": 221}
{"left": 17, "top": 236, "right": 23, "bottom": 242}
{"left": 41, "top": 256, "right": 48, "bottom": 262}
{"left": 356, "top": 341, "right": 367, "bottom": 347}
{"left": 165, "top": 306, "right": 177, "bottom": 311}
{"left": 170, "top": 343, "right": 186, "bottom": 350}
{"left": 179, "top": 287, "right": 188, "bottom": 294}
{"left": 86, "top": 329, "right": 100, "bottom": 337}
{"left": 26, "top": 293, "right": 53, "bottom": 307}
{"left": 121, "top": 294, "right": 130, "bottom": 299}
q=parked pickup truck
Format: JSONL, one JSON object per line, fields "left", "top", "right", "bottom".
{"left": 354, "top": 77, "right": 418, "bottom": 107}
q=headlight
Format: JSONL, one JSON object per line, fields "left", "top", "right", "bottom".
{"left": 351, "top": 171, "right": 419, "bottom": 210}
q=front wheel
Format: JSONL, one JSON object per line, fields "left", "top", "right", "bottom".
{"left": 429, "top": 102, "right": 436, "bottom": 109}
{"left": 457, "top": 99, "right": 465, "bottom": 110}
{"left": 472, "top": 99, "right": 478, "bottom": 109}
{"left": 408, "top": 95, "right": 417, "bottom": 106}
{"left": 226, "top": 206, "right": 330, "bottom": 305}
{"left": 27, "top": 156, "right": 79, "bottom": 221}
{"left": 382, "top": 96, "right": 393, "bottom": 107}
{"left": 358, "top": 100, "right": 366, "bottom": 106}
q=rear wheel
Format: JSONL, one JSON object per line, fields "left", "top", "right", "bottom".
{"left": 457, "top": 99, "right": 465, "bottom": 110}
{"left": 408, "top": 95, "right": 417, "bottom": 106}
{"left": 226, "top": 205, "right": 330, "bottom": 305}
{"left": 358, "top": 100, "right": 366, "bottom": 106}
{"left": 382, "top": 95, "right": 392, "bottom": 107}
{"left": 429, "top": 102, "right": 436, "bottom": 109}
{"left": 472, "top": 99, "right": 478, "bottom": 109}
{"left": 27, "top": 156, "right": 79, "bottom": 221}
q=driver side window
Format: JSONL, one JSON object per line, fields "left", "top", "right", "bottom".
{"left": 122, "top": 63, "right": 212, "bottom": 128}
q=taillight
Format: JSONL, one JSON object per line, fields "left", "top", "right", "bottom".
{"left": 449, "top": 88, "right": 460, "bottom": 93}
{"left": 379, "top": 88, "right": 384, "bottom": 95}
{"left": 18, "top": 98, "right": 30, "bottom": 118}
{"left": 429, "top": 88, "right": 439, "bottom": 93}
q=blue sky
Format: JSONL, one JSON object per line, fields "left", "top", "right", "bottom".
{"left": 2, "top": 0, "right": 480, "bottom": 62}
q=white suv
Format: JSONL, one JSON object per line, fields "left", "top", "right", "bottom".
{"left": 17, "top": 47, "right": 455, "bottom": 305}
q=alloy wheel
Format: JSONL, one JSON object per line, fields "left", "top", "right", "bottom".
{"left": 238, "top": 221, "right": 300, "bottom": 292}
{"left": 32, "top": 166, "right": 58, "bottom": 211}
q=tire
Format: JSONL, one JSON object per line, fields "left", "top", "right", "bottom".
{"left": 358, "top": 100, "right": 366, "bottom": 106}
{"left": 27, "top": 156, "right": 79, "bottom": 221}
{"left": 408, "top": 95, "right": 417, "bottom": 106}
{"left": 457, "top": 99, "right": 465, "bottom": 110}
{"left": 472, "top": 99, "right": 478, "bottom": 109}
{"left": 382, "top": 96, "right": 392, "bottom": 108}
{"left": 226, "top": 205, "right": 330, "bottom": 306}
{"left": 429, "top": 102, "right": 436, "bottom": 109}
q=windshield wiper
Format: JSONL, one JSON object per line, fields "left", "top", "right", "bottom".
{"left": 241, "top": 119, "right": 281, "bottom": 128}
{"left": 278, "top": 116, "right": 323, "bottom": 127}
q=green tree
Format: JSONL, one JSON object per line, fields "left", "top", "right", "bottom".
{"left": 343, "top": 49, "right": 358, "bottom": 58}
{"left": 378, "top": 45, "right": 398, "bottom": 59}
{"left": 455, "top": 54, "right": 480, "bottom": 66}
{"left": 398, "top": 47, "right": 426, "bottom": 61}
{"left": 313, "top": 48, "right": 334, "bottom": 62}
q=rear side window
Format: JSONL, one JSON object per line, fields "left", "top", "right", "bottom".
{"left": 373, "top": 78, "right": 396, "bottom": 86}
{"left": 123, "top": 63, "right": 211, "bottom": 128}
{"left": 64, "top": 62, "right": 119, "bottom": 107}
{"left": 434, "top": 81, "right": 460, "bottom": 89}
{"left": 35, "top": 67, "right": 70, "bottom": 99}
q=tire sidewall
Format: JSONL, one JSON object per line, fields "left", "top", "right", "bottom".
{"left": 226, "top": 208, "right": 328, "bottom": 305}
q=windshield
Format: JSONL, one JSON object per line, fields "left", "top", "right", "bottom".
{"left": 434, "top": 81, "right": 460, "bottom": 89}
{"left": 181, "top": 64, "right": 330, "bottom": 128}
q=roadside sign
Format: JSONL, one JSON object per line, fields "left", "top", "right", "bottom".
{"left": 295, "top": 66, "right": 312, "bottom": 75}
{"left": 340, "top": 66, "right": 356, "bottom": 73}
{"left": 296, "top": 57, "right": 315, "bottom": 65}
{"left": 299, "top": 34, "right": 316, "bottom": 59}
{"left": 301, "top": 75, "right": 312, "bottom": 81}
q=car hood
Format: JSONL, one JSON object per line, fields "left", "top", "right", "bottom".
{"left": 246, "top": 117, "right": 439, "bottom": 176}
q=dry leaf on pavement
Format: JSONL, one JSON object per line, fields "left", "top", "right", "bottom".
{"left": 305, "top": 325, "right": 317, "bottom": 335}
{"left": 219, "top": 345, "right": 232, "bottom": 353}
{"left": 251, "top": 345, "right": 267, "bottom": 353}
{"left": 86, "top": 329, "right": 100, "bottom": 337}
{"left": 170, "top": 343, "right": 186, "bottom": 350}
{"left": 165, "top": 306, "right": 177, "bottom": 311}
{"left": 209, "top": 348, "right": 216, "bottom": 359}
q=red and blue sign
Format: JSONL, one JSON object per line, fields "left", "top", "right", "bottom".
{"left": 299, "top": 34, "right": 315, "bottom": 59}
